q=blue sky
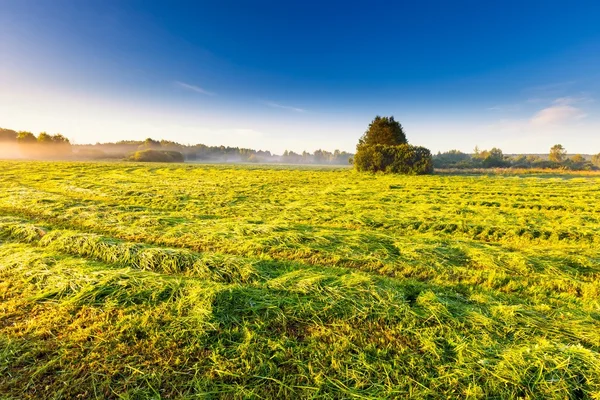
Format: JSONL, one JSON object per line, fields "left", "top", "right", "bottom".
{"left": 1, "top": 0, "right": 599, "bottom": 154}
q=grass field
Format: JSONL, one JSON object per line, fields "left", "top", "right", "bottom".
{"left": 1, "top": 161, "right": 600, "bottom": 399}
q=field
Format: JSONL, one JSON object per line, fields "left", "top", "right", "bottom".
{"left": 1, "top": 161, "right": 600, "bottom": 399}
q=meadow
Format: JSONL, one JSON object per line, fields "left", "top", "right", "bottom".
{"left": 1, "top": 161, "right": 599, "bottom": 399}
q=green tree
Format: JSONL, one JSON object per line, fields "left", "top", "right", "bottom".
{"left": 139, "top": 138, "right": 161, "bottom": 150}
{"left": 433, "top": 150, "right": 471, "bottom": 168}
{"left": 37, "top": 132, "right": 53, "bottom": 143}
{"left": 549, "top": 144, "right": 567, "bottom": 163}
{"left": 354, "top": 117, "right": 432, "bottom": 174}
{"left": 482, "top": 147, "right": 508, "bottom": 168}
{"left": 51, "top": 134, "right": 70, "bottom": 144}
{"left": 591, "top": 153, "right": 600, "bottom": 168}
{"left": 358, "top": 116, "right": 407, "bottom": 146}
{"left": 313, "top": 149, "right": 327, "bottom": 164}
{"left": 0, "top": 128, "right": 18, "bottom": 142}
{"left": 301, "top": 151, "right": 309, "bottom": 163}
{"left": 16, "top": 131, "right": 37, "bottom": 143}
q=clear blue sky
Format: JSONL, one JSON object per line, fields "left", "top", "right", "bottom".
{"left": 1, "top": 0, "right": 599, "bottom": 154}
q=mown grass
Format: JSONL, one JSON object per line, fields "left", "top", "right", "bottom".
{"left": 1, "top": 161, "right": 600, "bottom": 399}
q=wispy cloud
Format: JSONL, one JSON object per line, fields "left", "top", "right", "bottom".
{"left": 486, "top": 95, "right": 592, "bottom": 138}
{"left": 263, "top": 101, "right": 305, "bottom": 112}
{"left": 174, "top": 81, "right": 215, "bottom": 96}
{"left": 530, "top": 97, "right": 589, "bottom": 126}
{"left": 530, "top": 105, "right": 586, "bottom": 126}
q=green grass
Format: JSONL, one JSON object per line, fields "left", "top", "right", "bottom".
{"left": 1, "top": 161, "right": 600, "bottom": 399}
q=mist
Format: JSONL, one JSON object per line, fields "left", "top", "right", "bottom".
{"left": 0, "top": 143, "right": 74, "bottom": 160}
{"left": 0, "top": 143, "right": 23, "bottom": 159}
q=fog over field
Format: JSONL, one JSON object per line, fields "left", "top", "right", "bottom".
{"left": 0, "top": 144, "right": 20, "bottom": 159}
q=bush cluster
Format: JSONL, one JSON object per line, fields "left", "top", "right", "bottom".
{"left": 434, "top": 147, "right": 600, "bottom": 171}
{"left": 127, "top": 149, "right": 185, "bottom": 163}
{"left": 353, "top": 144, "right": 433, "bottom": 174}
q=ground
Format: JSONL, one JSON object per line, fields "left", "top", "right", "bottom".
{"left": 0, "top": 161, "right": 599, "bottom": 399}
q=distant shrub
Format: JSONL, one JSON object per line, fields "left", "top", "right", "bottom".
{"left": 127, "top": 149, "right": 185, "bottom": 163}
{"left": 433, "top": 150, "right": 471, "bottom": 168}
{"left": 353, "top": 144, "right": 433, "bottom": 174}
{"left": 531, "top": 159, "right": 561, "bottom": 169}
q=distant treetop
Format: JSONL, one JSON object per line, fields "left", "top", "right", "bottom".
{"left": 358, "top": 116, "right": 408, "bottom": 147}
{"left": 549, "top": 144, "right": 567, "bottom": 163}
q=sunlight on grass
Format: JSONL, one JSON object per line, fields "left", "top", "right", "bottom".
{"left": 1, "top": 161, "right": 599, "bottom": 398}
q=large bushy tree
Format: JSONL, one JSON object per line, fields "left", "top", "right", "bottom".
{"left": 354, "top": 116, "right": 432, "bottom": 174}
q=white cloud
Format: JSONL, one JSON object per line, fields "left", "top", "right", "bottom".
{"left": 530, "top": 105, "right": 587, "bottom": 125}
{"left": 475, "top": 95, "right": 597, "bottom": 152}
{"left": 174, "top": 81, "right": 215, "bottom": 96}
{"left": 263, "top": 101, "right": 305, "bottom": 112}
{"left": 530, "top": 97, "right": 588, "bottom": 126}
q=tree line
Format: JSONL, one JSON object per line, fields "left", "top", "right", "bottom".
{"left": 351, "top": 117, "right": 600, "bottom": 174}
{"left": 81, "top": 138, "right": 353, "bottom": 164}
{"left": 0, "top": 128, "right": 71, "bottom": 158}
{"left": 0, "top": 128, "right": 353, "bottom": 164}
{"left": 434, "top": 144, "right": 600, "bottom": 171}
{"left": 3, "top": 125, "right": 599, "bottom": 171}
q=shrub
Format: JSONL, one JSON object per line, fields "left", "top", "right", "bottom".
{"left": 353, "top": 144, "right": 433, "bottom": 174}
{"left": 127, "top": 149, "right": 185, "bottom": 163}
{"left": 531, "top": 159, "right": 561, "bottom": 169}
{"left": 433, "top": 150, "right": 471, "bottom": 168}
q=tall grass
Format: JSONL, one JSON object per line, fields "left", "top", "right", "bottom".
{"left": 1, "top": 161, "right": 600, "bottom": 398}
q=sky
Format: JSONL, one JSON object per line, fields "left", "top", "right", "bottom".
{"left": 1, "top": 0, "right": 599, "bottom": 154}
